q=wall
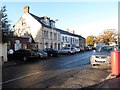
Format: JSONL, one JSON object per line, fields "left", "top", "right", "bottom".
{"left": 14, "top": 13, "right": 42, "bottom": 43}
{"left": 42, "top": 27, "right": 61, "bottom": 50}
{"left": 61, "top": 34, "right": 79, "bottom": 48}
{"left": 0, "top": 43, "right": 7, "bottom": 65}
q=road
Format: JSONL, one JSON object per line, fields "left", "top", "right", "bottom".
{"left": 2, "top": 51, "right": 93, "bottom": 88}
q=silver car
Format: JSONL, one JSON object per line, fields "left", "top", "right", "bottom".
{"left": 90, "top": 47, "right": 111, "bottom": 66}
{"left": 59, "top": 47, "right": 76, "bottom": 55}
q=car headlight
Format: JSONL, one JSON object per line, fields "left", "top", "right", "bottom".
{"left": 91, "top": 55, "right": 96, "bottom": 58}
{"left": 90, "top": 56, "right": 94, "bottom": 60}
{"left": 107, "top": 56, "right": 110, "bottom": 59}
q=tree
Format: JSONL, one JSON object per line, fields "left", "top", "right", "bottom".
{"left": 97, "top": 29, "right": 117, "bottom": 45}
{"left": 1, "top": 5, "right": 12, "bottom": 43}
{"left": 86, "top": 35, "right": 97, "bottom": 46}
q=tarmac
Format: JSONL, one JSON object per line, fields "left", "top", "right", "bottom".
{"left": 2, "top": 61, "right": 120, "bottom": 89}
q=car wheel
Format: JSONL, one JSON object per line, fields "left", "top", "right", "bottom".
{"left": 23, "top": 56, "right": 27, "bottom": 61}
{"left": 68, "top": 52, "right": 71, "bottom": 55}
{"left": 50, "top": 53, "right": 53, "bottom": 56}
{"left": 92, "top": 64, "right": 95, "bottom": 66}
{"left": 39, "top": 55, "right": 42, "bottom": 58}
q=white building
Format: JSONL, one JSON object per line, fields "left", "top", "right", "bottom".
{"left": 55, "top": 28, "right": 85, "bottom": 48}
{"left": 14, "top": 6, "right": 85, "bottom": 50}
{"left": 14, "top": 6, "right": 61, "bottom": 50}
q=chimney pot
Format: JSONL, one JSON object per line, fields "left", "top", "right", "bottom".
{"left": 24, "top": 6, "right": 29, "bottom": 13}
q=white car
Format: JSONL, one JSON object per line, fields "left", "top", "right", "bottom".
{"left": 73, "top": 47, "right": 80, "bottom": 53}
{"left": 59, "top": 47, "right": 76, "bottom": 55}
{"left": 88, "top": 46, "right": 92, "bottom": 51}
{"left": 90, "top": 47, "right": 111, "bottom": 66}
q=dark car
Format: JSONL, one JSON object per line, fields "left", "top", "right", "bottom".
{"left": 84, "top": 46, "right": 89, "bottom": 51}
{"left": 32, "top": 49, "right": 48, "bottom": 58}
{"left": 13, "top": 49, "right": 39, "bottom": 61}
{"left": 43, "top": 48, "right": 59, "bottom": 56}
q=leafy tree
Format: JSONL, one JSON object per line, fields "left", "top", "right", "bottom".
{"left": 86, "top": 35, "right": 97, "bottom": 46}
{"left": 97, "top": 29, "right": 117, "bottom": 45}
{"left": 1, "top": 5, "right": 13, "bottom": 43}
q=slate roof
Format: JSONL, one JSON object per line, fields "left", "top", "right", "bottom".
{"left": 29, "top": 13, "right": 85, "bottom": 39}
{"left": 30, "top": 13, "right": 51, "bottom": 28}
{"left": 55, "top": 28, "right": 85, "bottom": 39}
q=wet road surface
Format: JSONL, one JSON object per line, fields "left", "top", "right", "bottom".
{"left": 2, "top": 51, "right": 95, "bottom": 88}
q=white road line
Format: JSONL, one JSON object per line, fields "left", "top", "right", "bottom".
{"left": 0, "top": 71, "right": 41, "bottom": 85}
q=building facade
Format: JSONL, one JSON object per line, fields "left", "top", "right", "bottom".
{"left": 55, "top": 28, "right": 85, "bottom": 48}
{"left": 14, "top": 6, "right": 61, "bottom": 50}
{"left": 13, "top": 6, "right": 85, "bottom": 50}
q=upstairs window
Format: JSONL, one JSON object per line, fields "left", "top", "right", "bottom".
{"left": 50, "top": 20, "right": 55, "bottom": 29}
{"left": 50, "top": 32, "right": 52, "bottom": 39}
{"left": 62, "top": 36, "right": 64, "bottom": 42}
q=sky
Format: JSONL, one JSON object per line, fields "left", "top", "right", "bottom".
{"left": 1, "top": 1, "right": 118, "bottom": 38}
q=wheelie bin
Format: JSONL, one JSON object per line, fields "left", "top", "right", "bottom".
{"left": 111, "top": 51, "right": 120, "bottom": 76}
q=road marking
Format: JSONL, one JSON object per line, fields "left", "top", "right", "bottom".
{"left": 1, "top": 71, "right": 41, "bottom": 85}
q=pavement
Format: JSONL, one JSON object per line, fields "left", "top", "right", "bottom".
{"left": 2, "top": 61, "right": 17, "bottom": 68}
{"left": 2, "top": 61, "right": 120, "bottom": 89}
{"left": 87, "top": 74, "right": 120, "bottom": 89}
{"left": 83, "top": 66, "right": 120, "bottom": 89}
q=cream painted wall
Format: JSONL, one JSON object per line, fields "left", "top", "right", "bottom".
{"left": 0, "top": 43, "right": 7, "bottom": 65}
{"left": 14, "top": 13, "right": 42, "bottom": 43}
{"left": 22, "top": 13, "right": 42, "bottom": 40}
{"left": 0, "top": 44, "right": 2, "bottom": 65}
{"left": 42, "top": 27, "right": 61, "bottom": 50}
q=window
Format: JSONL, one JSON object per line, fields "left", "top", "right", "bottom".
{"left": 50, "top": 43, "right": 53, "bottom": 48}
{"left": 73, "top": 38, "right": 74, "bottom": 43}
{"left": 44, "top": 31, "right": 46, "bottom": 39}
{"left": 50, "top": 32, "right": 52, "bottom": 39}
{"left": 46, "top": 31, "right": 48, "bottom": 39}
{"left": 62, "top": 36, "right": 64, "bottom": 42}
{"left": 58, "top": 34, "right": 60, "bottom": 40}
{"left": 71, "top": 38, "right": 72, "bottom": 44}
{"left": 50, "top": 21, "right": 55, "bottom": 29}
{"left": 54, "top": 43, "right": 57, "bottom": 49}
{"left": 54, "top": 33, "right": 57, "bottom": 40}
{"left": 65, "top": 37, "right": 67, "bottom": 42}
{"left": 43, "top": 31, "right": 49, "bottom": 39}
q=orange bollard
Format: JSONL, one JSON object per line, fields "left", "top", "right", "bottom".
{"left": 111, "top": 51, "right": 120, "bottom": 76}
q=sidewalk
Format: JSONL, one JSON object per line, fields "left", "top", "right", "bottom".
{"left": 2, "top": 61, "right": 17, "bottom": 68}
{"left": 87, "top": 74, "right": 120, "bottom": 89}
{"left": 50, "top": 64, "right": 111, "bottom": 88}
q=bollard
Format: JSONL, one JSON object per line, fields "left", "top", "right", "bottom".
{"left": 111, "top": 51, "right": 120, "bottom": 76}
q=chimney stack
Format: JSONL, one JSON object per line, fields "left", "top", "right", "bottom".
{"left": 24, "top": 6, "right": 29, "bottom": 13}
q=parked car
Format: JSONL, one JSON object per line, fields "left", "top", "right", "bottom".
{"left": 79, "top": 46, "right": 85, "bottom": 52}
{"left": 13, "top": 49, "right": 39, "bottom": 61}
{"left": 90, "top": 47, "right": 111, "bottom": 66}
{"left": 59, "top": 47, "right": 76, "bottom": 55}
{"left": 73, "top": 46, "right": 80, "bottom": 53}
{"left": 84, "top": 46, "right": 89, "bottom": 51}
{"left": 32, "top": 49, "right": 48, "bottom": 58}
{"left": 88, "top": 46, "right": 92, "bottom": 51}
{"left": 43, "top": 48, "right": 59, "bottom": 56}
